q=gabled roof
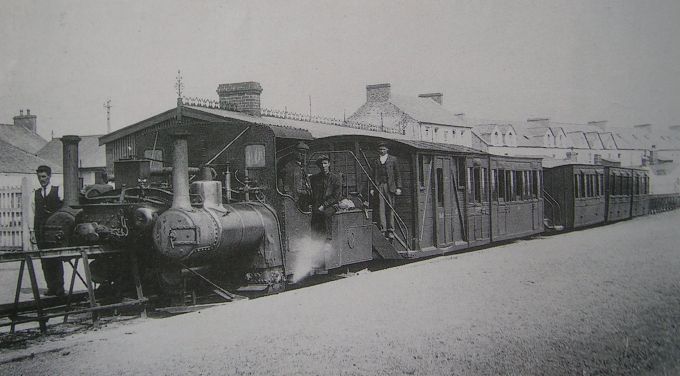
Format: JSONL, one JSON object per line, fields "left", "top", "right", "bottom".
{"left": 566, "top": 131, "right": 589, "bottom": 148}
{"left": 0, "top": 123, "right": 47, "bottom": 154}
{"left": 388, "top": 95, "right": 469, "bottom": 127}
{"left": 584, "top": 132, "right": 604, "bottom": 149}
{"left": 0, "top": 139, "right": 62, "bottom": 174}
{"left": 38, "top": 135, "right": 106, "bottom": 168}
{"left": 599, "top": 133, "right": 617, "bottom": 149}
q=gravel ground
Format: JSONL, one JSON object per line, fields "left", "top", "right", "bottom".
{"left": 1, "top": 210, "right": 679, "bottom": 375}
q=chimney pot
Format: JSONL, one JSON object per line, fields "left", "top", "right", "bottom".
{"left": 27, "top": 109, "right": 30, "bottom": 115}
{"left": 20, "top": 109, "right": 24, "bottom": 116}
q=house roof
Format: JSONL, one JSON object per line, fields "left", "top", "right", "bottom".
{"left": 599, "top": 133, "right": 617, "bottom": 149}
{"left": 0, "top": 139, "right": 62, "bottom": 174}
{"left": 585, "top": 132, "right": 604, "bottom": 149}
{"left": 389, "top": 95, "right": 469, "bottom": 127}
{"left": 566, "top": 131, "right": 590, "bottom": 148}
{"left": 0, "top": 123, "right": 47, "bottom": 154}
{"left": 38, "top": 135, "right": 107, "bottom": 168}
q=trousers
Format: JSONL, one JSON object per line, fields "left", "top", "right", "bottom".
{"left": 376, "top": 183, "right": 395, "bottom": 232}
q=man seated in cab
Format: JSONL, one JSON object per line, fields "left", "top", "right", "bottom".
{"left": 310, "top": 155, "right": 342, "bottom": 241}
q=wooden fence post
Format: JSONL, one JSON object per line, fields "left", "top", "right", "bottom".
{"left": 21, "top": 176, "right": 32, "bottom": 252}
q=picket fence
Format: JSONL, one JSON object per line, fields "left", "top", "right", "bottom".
{"left": 0, "top": 177, "right": 32, "bottom": 251}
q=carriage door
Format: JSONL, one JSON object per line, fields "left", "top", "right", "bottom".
{"left": 434, "top": 157, "right": 452, "bottom": 246}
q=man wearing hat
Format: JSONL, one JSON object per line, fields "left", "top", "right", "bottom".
{"left": 310, "top": 154, "right": 342, "bottom": 240}
{"left": 370, "top": 142, "right": 402, "bottom": 238}
{"left": 280, "top": 141, "right": 312, "bottom": 210}
{"left": 33, "top": 165, "right": 65, "bottom": 296}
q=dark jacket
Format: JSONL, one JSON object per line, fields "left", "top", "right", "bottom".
{"left": 34, "top": 186, "right": 62, "bottom": 244}
{"left": 281, "top": 159, "right": 311, "bottom": 200}
{"left": 372, "top": 155, "right": 402, "bottom": 193}
{"left": 310, "top": 171, "right": 342, "bottom": 209}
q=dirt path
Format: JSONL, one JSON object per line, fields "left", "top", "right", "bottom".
{"left": 2, "top": 211, "right": 680, "bottom": 375}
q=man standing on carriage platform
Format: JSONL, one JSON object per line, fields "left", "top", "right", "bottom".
{"left": 33, "top": 165, "right": 65, "bottom": 297}
{"left": 370, "top": 141, "right": 402, "bottom": 239}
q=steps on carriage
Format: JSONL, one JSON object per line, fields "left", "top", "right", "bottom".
{"left": 371, "top": 224, "right": 413, "bottom": 259}
{"left": 543, "top": 218, "right": 564, "bottom": 232}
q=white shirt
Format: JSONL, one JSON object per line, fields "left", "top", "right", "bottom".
{"left": 379, "top": 154, "right": 388, "bottom": 164}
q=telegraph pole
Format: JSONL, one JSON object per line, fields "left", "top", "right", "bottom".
{"left": 103, "top": 99, "right": 112, "bottom": 133}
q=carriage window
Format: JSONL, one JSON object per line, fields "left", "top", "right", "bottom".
{"left": 498, "top": 169, "right": 506, "bottom": 201}
{"left": 532, "top": 170, "right": 539, "bottom": 198}
{"left": 436, "top": 168, "right": 444, "bottom": 206}
{"left": 524, "top": 171, "right": 531, "bottom": 198}
{"left": 473, "top": 167, "right": 482, "bottom": 203}
{"left": 457, "top": 159, "right": 466, "bottom": 188}
{"left": 634, "top": 176, "right": 640, "bottom": 195}
{"left": 492, "top": 170, "right": 498, "bottom": 201}
{"left": 245, "top": 145, "right": 266, "bottom": 168}
{"left": 515, "top": 171, "right": 524, "bottom": 200}
{"left": 599, "top": 174, "right": 604, "bottom": 196}
{"left": 594, "top": 174, "right": 600, "bottom": 197}
{"left": 587, "top": 175, "right": 593, "bottom": 197}
{"left": 144, "top": 149, "right": 163, "bottom": 172}
{"left": 574, "top": 174, "right": 580, "bottom": 198}
{"left": 467, "top": 167, "right": 474, "bottom": 202}
{"left": 481, "top": 168, "right": 488, "bottom": 202}
{"left": 505, "top": 170, "right": 513, "bottom": 201}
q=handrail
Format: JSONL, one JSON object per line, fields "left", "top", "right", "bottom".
{"left": 542, "top": 190, "right": 562, "bottom": 227}
{"left": 311, "top": 150, "right": 410, "bottom": 250}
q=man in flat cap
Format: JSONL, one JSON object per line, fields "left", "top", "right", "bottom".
{"left": 370, "top": 141, "right": 402, "bottom": 239}
{"left": 33, "top": 165, "right": 65, "bottom": 296}
{"left": 281, "top": 141, "right": 312, "bottom": 210}
{"left": 310, "top": 154, "right": 342, "bottom": 240}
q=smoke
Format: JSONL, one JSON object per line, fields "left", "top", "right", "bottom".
{"left": 288, "top": 236, "right": 332, "bottom": 283}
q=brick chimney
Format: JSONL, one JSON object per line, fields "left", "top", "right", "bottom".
{"left": 216, "top": 82, "right": 263, "bottom": 116}
{"left": 418, "top": 93, "right": 443, "bottom": 105}
{"left": 13, "top": 109, "right": 37, "bottom": 133}
{"left": 366, "top": 83, "right": 391, "bottom": 102}
{"left": 588, "top": 120, "right": 607, "bottom": 131}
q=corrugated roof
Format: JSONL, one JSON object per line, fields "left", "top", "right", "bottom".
{"left": 0, "top": 139, "right": 62, "bottom": 174}
{"left": 37, "top": 135, "right": 107, "bottom": 168}
{"left": 0, "top": 123, "right": 47, "bottom": 154}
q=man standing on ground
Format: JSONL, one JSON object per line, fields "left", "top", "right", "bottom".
{"left": 33, "top": 165, "right": 65, "bottom": 296}
{"left": 370, "top": 142, "right": 402, "bottom": 239}
{"left": 310, "top": 155, "right": 342, "bottom": 240}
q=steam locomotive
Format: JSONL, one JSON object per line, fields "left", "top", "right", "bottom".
{"left": 39, "top": 106, "right": 677, "bottom": 302}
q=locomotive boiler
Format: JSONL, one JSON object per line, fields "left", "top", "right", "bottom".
{"left": 152, "top": 131, "right": 285, "bottom": 287}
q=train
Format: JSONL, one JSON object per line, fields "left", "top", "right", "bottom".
{"left": 40, "top": 106, "right": 680, "bottom": 303}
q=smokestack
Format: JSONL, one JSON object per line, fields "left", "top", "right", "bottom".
{"left": 61, "top": 135, "right": 81, "bottom": 207}
{"left": 170, "top": 130, "right": 192, "bottom": 210}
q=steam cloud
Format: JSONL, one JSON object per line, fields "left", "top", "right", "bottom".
{"left": 289, "top": 236, "right": 331, "bottom": 283}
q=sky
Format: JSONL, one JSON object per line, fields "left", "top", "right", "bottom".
{"left": 1, "top": 0, "right": 679, "bottom": 140}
